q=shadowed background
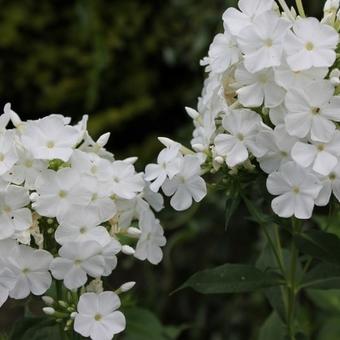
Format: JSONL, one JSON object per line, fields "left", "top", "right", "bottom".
{"left": 0, "top": 1, "right": 330, "bottom": 339}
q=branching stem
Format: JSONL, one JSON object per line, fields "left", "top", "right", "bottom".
{"left": 295, "top": 0, "right": 306, "bottom": 17}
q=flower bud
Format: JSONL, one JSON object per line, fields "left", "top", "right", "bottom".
{"left": 70, "top": 312, "right": 77, "bottom": 319}
{"left": 192, "top": 144, "right": 205, "bottom": 152}
{"left": 127, "top": 227, "right": 142, "bottom": 237}
{"left": 119, "top": 281, "right": 136, "bottom": 293}
{"left": 42, "top": 296, "right": 54, "bottom": 306}
{"left": 29, "top": 192, "right": 39, "bottom": 201}
{"left": 97, "top": 132, "right": 110, "bottom": 147}
{"left": 214, "top": 156, "right": 224, "bottom": 165}
{"left": 43, "top": 307, "right": 55, "bottom": 316}
{"left": 185, "top": 107, "right": 199, "bottom": 120}
{"left": 121, "top": 245, "right": 135, "bottom": 255}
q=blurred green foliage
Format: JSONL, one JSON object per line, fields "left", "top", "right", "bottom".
{"left": 0, "top": 0, "right": 329, "bottom": 339}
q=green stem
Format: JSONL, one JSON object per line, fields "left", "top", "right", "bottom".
{"left": 287, "top": 218, "right": 302, "bottom": 340}
{"left": 295, "top": 0, "right": 306, "bottom": 17}
{"left": 277, "top": 0, "right": 295, "bottom": 21}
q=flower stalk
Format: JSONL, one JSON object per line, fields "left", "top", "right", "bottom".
{"left": 295, "top": 0, "right": 306, "bottom": 17}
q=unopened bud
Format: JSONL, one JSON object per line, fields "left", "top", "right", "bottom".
{"left": 127, "top": 227, "right": 142, "bottom": 237}
{"left": 43, "top": 307, "right": 55, "bottom": 316}
{"left": 58, "top": 300, "right": 68, "bottom": 308}
{"left": 97, "top": 132, "right": 110, "bottom": 147}
{"left": 70, "top": 312, "right": 77, "bottom": 319}
{"left": 119, "top": 281, "right": 136, "bottom": 293}
{"left": 121, "top": 245, "right": 135, "bottom": 255}
{"left": 192, "top": 144, "right": 205, "bottom": 152}
{"left": 185, "top": 107, "right": 200, "bottom": 120}
{"left": 29, "top": 192, "right": 39, "bottom": 201}
{"left": 42, "top": 296, "right": 54, "bottom": 306}
{"left": 214, "top": 156, "right": 224, "bottom": 165}
{"left": 123, "top": 157, "right": 138, "bottom": 164}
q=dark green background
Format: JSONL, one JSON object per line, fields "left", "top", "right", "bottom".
{"left": 0, "top": 1, "right": 328, "bottom": 339}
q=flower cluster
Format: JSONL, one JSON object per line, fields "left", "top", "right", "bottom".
{"left": 150, "top": 0, "right": 340, "bottom": 220}
{"left": 0, "top": 104, "right": 166, "bottom": 339}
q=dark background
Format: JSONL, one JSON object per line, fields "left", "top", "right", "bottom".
{"left": 0, "top": 1, "right": 327, "bottom": 339}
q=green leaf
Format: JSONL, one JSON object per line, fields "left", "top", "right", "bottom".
{"left": 295, "top": 230, "right": 340, "bottom": 265}
{"left": 123, "top": 307, "right": 183, "bottom": 340}
{"left": 307, "top": 289, "right": 340, "bottom": 313}
{"left": 317, "top": 318, "right": 340, "bottom": 340}
{"left": 176, "top": 263, "right": 283, "bottom": 294}
{"left": 224, "top": 193, "right": 241, "bottom": 230}
{"left": 9, "top": 317, "right": 58, "bottom": 340}
{"left": 300, "top": 264, "right": 340, "bottom": 290}
{"left": 258, "top": 312, "right": 286, "bottom": 340}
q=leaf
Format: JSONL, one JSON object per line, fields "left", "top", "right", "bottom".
{"left": 123, "top": 307, "right": 183, "bottom": 340}
{"left": 9, "top": 317, "right": 58, "bottom": 340}
{"left": 176, "top": 263, "right": 283, "bottom": 294}
{"left": 224, "top": 194, "right": 241, "bottom": 230}
{"left": 295, "top": 230, "right": 340, "bottom": 265}
{"left": 317, "top": 318, "right": 340, "bottom": 340}
{"left": 258, "top": 312, "right": 286, "bottom": 340}
{"left": 307, "top": 289, "right": 340, "bottom": 313}
{"left": 300, "top": 264, "right": 340, "bottom": 290}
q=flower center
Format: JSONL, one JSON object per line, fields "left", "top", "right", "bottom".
{"left": 3, "top": 206, "right": 11, "bottom": 213}
{"left": 74, "top": 259, "right": 82, "bottom": 266}
{"left": 94, "top": 314, "right": 102, "bottom": 321}
{"left": 25, "top": 160, "right": 33, "bottom": 168}
{"left": 91, "top": 193, "right": 98, "bottom": 201}
{"left": 311, "top": 107, "right": 320, "bottom": 115}
{"left": 90, "top": 165, "right": 97, "bottom": 174}
{"left": 305, "top": 42, "right": 314, "bottom": 51}
{"left": 292, "top": 186, "right": 300, "bottom": 194}
{"left": 264, "top": 38, "right": 273, "bottom": 47}
{"left": 237, "top": 133, "right": 244, "bottom": 141}
{"left": 22, "top": 268, "right": 30, "bottom": 274}
{"left": 317, "top": 144, "right": 325, "bottom": 151}
{"left": 280, "top": 151, "right": 288, "bottom": 157}
{"left": 47, "top": 141, "right": 55, "bottom": 149}
{"left": 0, "top": 153, "right": 4, "bottom": 162}
{"left": 79, "top": 227, "right": 87, "bottom": 234}
{"left": 329, "top": 173, "right": 336, "bottom": 181}
{"left": 58, "top": 190, "right": 67, "bottom": 198}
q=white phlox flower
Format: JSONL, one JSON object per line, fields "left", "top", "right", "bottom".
{"left": 214, "top": 109, "right": 261, "bottom": 168}
{"left": 162, "top": 155, "right": 207, "bottom": 211}
{"left": 134, "top": 210, "right": 166, "bottom": 265}
{"left": 284, "top": 17, "right": 339, "bottom": 71}
{"left": 284, "top": 80, "right": 340, "bottom": 143}
{"left": 237, "top": 11, "right": 291, "bottom": 73}
{"left": 267, "top": 162, "right": 322, "bottom": 219}
{"left": 145, "top": 145, "right": 183, "bottom": 192}
{"left": 74, "top": 292, "right": 126, "bottom": 340}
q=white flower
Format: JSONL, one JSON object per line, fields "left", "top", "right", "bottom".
{"left": 267, "top": 162, "right": 322, "bottom": 219}
{"left": 74, "top": 292, "right": 125, "bottom": 340}
{"left": 135, "top": 210, "right": 166, "bottom": 265}
{"left": 33, "top": 168, "right": 92, "bottom": 220}
{"left": 0, "top": 185, "right": 32, "bottom": 240}
{"left": 237, "top": 11, "right": 291, "bottom": 73}
{"left": 0, "top": 131, "right": 18, "bottom": 176}
{"left": 8, "top": 245, "right": 53, "bottom": 299}
{"left": 0, "top": 267, "right": 16, "bottom": 307}
{"left": 316, "top": 163, "right": 340, "bottom": 206}
{"left": 235, "top": 64, "right": 285, "bottom": 108}
{"left": 214, "top": 109, "right": 261, "bottom": 168}
{"left": 100, "top": 239, "right": 121, "bottom": 277}
{"left": 291, "top": 132, "right": 340, "bottom": 176}
{"left": 3, "top": 147, "right": 46, "bottom": 190}
{"left": 55, "top": 209, "right": 112, "bottom": 246}
{"left": 274, "top": 63, "right": 328, "bottom": 90}
{"left": 255, "top": 125, "right": 298, "bottom": 174}
{"left": 284, "top": 18, "right": 339, "bottom": 71}
{"left": 223, "top": 0, "right": 275, "bottom": 36}
{"left": 50, "top": 241, "right": 106, "bottom": 290}
{"left": 145, "top": 145, "right": 182, "bottom": 192}
{"left": 109, "top": 161, "right": 144, "bottom": 200}
{"left": 80, "top": 131, "right": 114, "bottom": 160}
{"left": 162, "top": 155, "right": 207, "bottom": 211}
{"left": 21, "top": 115, "right": 80, "bottom": 162}
{"left": 205, "top": 30, "right": 240, "bottom": 73}
{"left": 284, "top": 80, "right": 340, "bottom": 142}
{"left": 0, "top": 104, "right": 11, "bottom": 131}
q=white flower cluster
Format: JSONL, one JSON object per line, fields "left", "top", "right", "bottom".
{"left": 0, "top": 104, "right": 166, "bottom": 339}
{"left": 152, "top": 0, "right": 340, "bottom": 220}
